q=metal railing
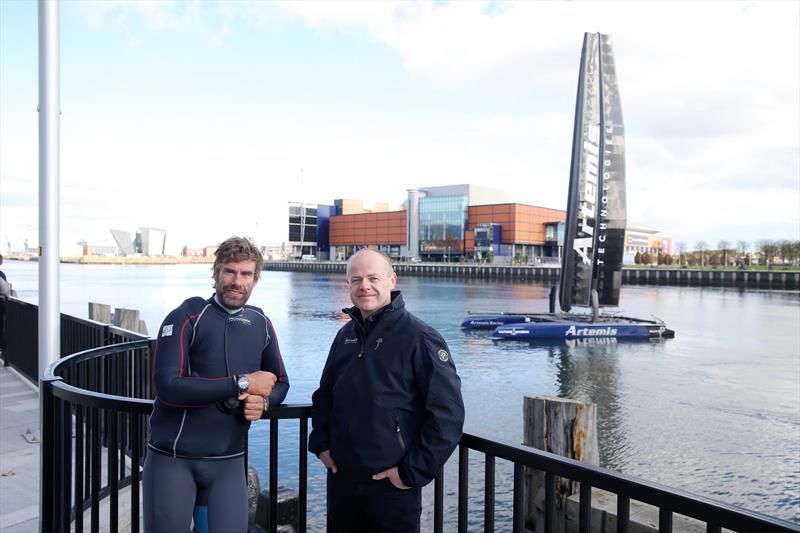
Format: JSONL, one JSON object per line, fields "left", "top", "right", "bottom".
{"left": 40, "top": 340, "right": 312, "bottom": 533}
{"left": 15, "top": 301, "right": 795, "bottom": 533}
{"left": 2, "top": 296, "right": 148, "bottom": 383}
{"left": 40, "top": 338, "right": 800, "bottom": 533}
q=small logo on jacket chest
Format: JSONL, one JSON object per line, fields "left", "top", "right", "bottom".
{"left": 438, "top": 349, "right": 449, "bottom": 362}
{"left": 344, "top": 338, "right": 358, "bottom": 344}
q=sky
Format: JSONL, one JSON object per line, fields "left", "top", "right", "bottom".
{"left": 1, "top": 0, "right": 798, "bottom": 255}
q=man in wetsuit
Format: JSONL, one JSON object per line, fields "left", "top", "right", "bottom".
{"left": 144, "top": 237, "right": 289, "bottom": 532}
{"left": 309, "top": 249, "right": 464, "bottom": 532}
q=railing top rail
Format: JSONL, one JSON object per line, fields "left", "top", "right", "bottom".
{"left": 43, "top": 339, "right": 152, "bottom": 379}
{"left": 49, "top": 379, "right": 154, "bottom": 413}
{"left": 108, "top": 324, "right": 150, "bottom": 341}
{"left": 461, "top": 433, "right": 799, "bottom": 533}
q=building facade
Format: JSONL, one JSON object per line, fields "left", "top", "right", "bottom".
{"left": 322, "top": 184, "right": 567, "bottom": 263}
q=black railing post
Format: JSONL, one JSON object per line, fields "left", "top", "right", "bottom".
{"left": 40, "top": 376, "right": 57, "bottom": 533}
{"left": 579, "top": 482, "right": 592, "bottom": 533}
{"left": 458, "top": 445, "right": 468, "bottom": 533}
{"left": 484, "top": 454, "right": 495, "bottom": 533}
{"left": 513, "top": 463, "right": 524, "bottom": 533}
{"left": 269, "top": 418, "right": 279, "bottom": 533}
{"left": 299, "top": 416, "right": 308, "bottom": 533}
{"left": 617, "top": 495, "right": 630, "bottom": 533}
{"left": 434, "top": 469, "right": 444, "bottom": 533}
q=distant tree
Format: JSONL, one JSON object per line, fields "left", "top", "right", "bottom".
{"left": 694, "top": 241, "right": 708, "bottom": 267}
{"left": 675, "top": 241, "right": 687, "bottom": 266}
{"left": 641, "top": 251, "right": 653, "bottom": 265}
{"left": 634, "top": 251, "right": 642, "bottom": 265}
{"left": 755, "top": 239, "right": 777, "bottom": 266}
{"left": 791, "top": 241, "right": 800, "bottom": 266}
{"left": 778, "top": 239, "right": 794, "bottom": 266}
{"left": 736, "top": 240, "right": 749, "bottom": 266}
{"left": 717, "top": 240, "right": 730, "bottom": 266}
{"left": 486, "top": 251, "right": 494, "bottom": 264}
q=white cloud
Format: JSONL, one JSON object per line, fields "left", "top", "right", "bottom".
{"left": 3, "top": 0, "right": 798, "bottom": 252}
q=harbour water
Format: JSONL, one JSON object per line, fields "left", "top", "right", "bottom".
{"left": 4, "top": 261, "right": 799, "bottom": 527}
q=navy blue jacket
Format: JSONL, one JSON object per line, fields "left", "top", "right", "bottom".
{"left": 309, "top": 291, "right": 464, "bottom": 487}
{"left": 148, "top": 295, "right": 289, "bottom": 458}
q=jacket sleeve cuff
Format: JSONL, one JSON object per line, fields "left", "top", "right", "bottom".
{"left": 397, "top": 463, "right": 413, "bottom": 488}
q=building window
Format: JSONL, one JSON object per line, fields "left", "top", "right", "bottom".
{"left": 418, "top": 195, "right": 467, "bottom": 255}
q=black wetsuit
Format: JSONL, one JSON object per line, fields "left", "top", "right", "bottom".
{"left": 144, "top": 295, "right": 288, "bottom": 532}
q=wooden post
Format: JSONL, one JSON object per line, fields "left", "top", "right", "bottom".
{"left": 523, "top": 396, "right": 599, "bottom": 533}
{"left": 88, "top": 303, "right": 111, "bottom": 324}
{"left": 115, "top": 308, "right": 141, "bottom": 334}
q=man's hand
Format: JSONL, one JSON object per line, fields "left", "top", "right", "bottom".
{"left": 318, "top": 450, "right": 338, "bottom": 473}
{"left": 244, "top": 371, "right": 277, "bottom": 397}
{"left": 239, "top": 393, "right": 265, "bottom": 421}
{"left": 372, "top": 467, "right": 409, "bottom": 490}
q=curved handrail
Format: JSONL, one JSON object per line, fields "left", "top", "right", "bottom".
{"left": 44, "top": 339, "right": 152, "bottom": 380}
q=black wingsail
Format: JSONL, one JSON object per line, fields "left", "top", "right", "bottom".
{"left": 559, "top": 32, "right": 627, "bottom": 312}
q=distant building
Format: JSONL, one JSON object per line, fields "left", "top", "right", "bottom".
{"left": 623, "top": 225, "right": 672, "bottom": 264}
{"left": 107, "top": 227, "right": 167, "bottom": 256}
{"left": 291, "top": 184, "right": 566, "bottom": 263}
{"left": 109, "top": 229, "right": 135, "bottom": 255}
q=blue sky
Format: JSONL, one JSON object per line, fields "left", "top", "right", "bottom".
{"left": 1, "top": 0, "right": 798, "bottom": 254}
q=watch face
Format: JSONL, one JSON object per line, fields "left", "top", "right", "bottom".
{"left": 237, "top": 376, "right": 249, "bottom": 391}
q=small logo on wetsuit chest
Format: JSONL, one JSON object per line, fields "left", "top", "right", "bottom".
{"left": 229, "top": 317, "right": 252, "bottom": 326}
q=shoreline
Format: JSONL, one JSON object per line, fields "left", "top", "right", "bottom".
{"left": 5, "top": 254, "right": 214, "bottom": 265}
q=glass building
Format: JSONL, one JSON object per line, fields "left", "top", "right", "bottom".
{"left": 418, "top": 195, "right": 468, "bottom": 259}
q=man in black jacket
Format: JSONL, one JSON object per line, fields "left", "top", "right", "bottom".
{"left": 309, "top": 249, "right": 464, "bottom": 532}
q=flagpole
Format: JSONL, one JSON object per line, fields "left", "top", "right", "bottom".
{"left": 38, "top": 2, "right": 60, "bottom": 527}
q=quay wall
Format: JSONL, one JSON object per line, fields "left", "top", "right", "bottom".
{"left": 262, "top": 261, "right": 800, "bottom": 290}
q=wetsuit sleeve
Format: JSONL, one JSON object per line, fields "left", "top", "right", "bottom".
{"left": 308, "top": 332, "right": 339, "bottom": 456}
{"left": 152, "top": 306, "right": 238, "bottom": 407}
{"left": 263, "top": 318, "right": 289, "bottom": 407}
{"left": 398, "top": 330, "right": 465, "bottom": 487}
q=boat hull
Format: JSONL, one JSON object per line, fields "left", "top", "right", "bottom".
{"left": 492, "top": 320, "right": 673, "bottom": 340}
{"left": 460, "top": 315, "right": 535, "bottom": 329}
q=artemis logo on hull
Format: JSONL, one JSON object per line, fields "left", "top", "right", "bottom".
{"left": 565, "top": 325, "right": 618, "bottom": 337}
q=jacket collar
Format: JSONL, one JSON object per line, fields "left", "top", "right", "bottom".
{"left": 344, "top": 290, "right": 404, "bottom": 330}
{"left": 208, "top": 293, "right": 244, "bottom": 315}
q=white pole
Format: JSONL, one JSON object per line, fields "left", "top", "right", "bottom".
{"left": 38, "top": 2, "right": 60, "bottom": 527}
{"left": 38, "top": 0, "right": 60, "bottom": 376}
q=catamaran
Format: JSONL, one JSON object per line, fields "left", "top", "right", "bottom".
{"left": 462, "top": 32, "right": 674, "bottom": 341}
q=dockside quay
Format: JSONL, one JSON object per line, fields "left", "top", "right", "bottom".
{"left": 262, "top": 260, "right": 800, "bottom": 291}
{"left": 2, "top": 295, "right": 798, "bottom": 533}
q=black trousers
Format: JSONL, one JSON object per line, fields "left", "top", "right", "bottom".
{"left": 327, "top": 471, "right": 422, "bottom": 533}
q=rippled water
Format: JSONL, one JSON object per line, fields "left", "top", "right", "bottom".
{"left": 5, "top": 261, "right": 799, "bottom": 527}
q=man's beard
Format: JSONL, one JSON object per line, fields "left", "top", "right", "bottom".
{"left": 216, "top": 284, "right": 250, "bottom": 309}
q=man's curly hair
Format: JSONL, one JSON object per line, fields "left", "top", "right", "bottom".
{"left": 212, "top": 237, "right": 263, "bottom": 282}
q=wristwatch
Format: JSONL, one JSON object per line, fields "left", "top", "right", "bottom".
{"left": 236, "top": 374, "right": 250, "bottom": 394}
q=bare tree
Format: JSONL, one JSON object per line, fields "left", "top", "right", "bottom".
{"left": 695, "top": 240, "right": 708, "bottom": 267}
{"left": 778, "top": 240, "right": 794, "bottom": 266}
{"left": 755, "top": 239, "right": 777, "bottom": 266}
{"left": 675, "top": 241, "right": 687, "bottom": 266}
{"left": 717, "top": 240, "right": 730, "bottom": 266}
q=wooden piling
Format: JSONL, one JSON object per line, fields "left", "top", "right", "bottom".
{"left": 523, "top": 396, "right": 599, "bottom": 533}
{"left": 88, "top": 302, "right": 111, "bottom": 324}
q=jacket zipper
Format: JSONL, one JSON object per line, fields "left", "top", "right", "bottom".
{"left": 395, "top": 416, "right": 405, "bottom": 451}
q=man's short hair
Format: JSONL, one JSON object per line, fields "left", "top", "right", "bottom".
{"left": 213, "top": 237, "right": 263, "bottom": 282}
{"left": 346, "top": 249, "right": 395, "bottom": 277}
